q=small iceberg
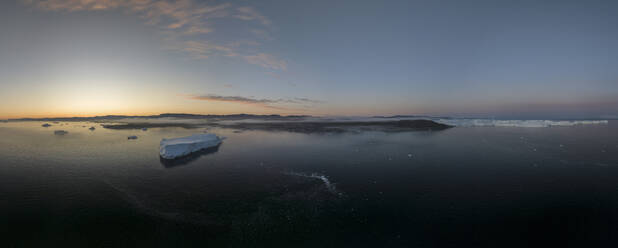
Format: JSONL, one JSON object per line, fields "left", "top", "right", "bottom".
{"left": 54, "top": 130, "right": 68, "bottom": 135}
{"left": 128, "top": 136, "right": 138, "bottom": 140}
{"left": 159, "top": 133, "right": 224, "bottom": 160}
{"left": 42, "top": 123, "right": 52, "bottom": 127}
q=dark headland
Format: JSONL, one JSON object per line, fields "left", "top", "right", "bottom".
{"left": 7, "top": 113, "right": 453, "bottom": 133}
{"left": 212, "top": 119, "right": 453, "bottom": 133}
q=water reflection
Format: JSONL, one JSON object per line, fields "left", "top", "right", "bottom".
{"left": 159, "top": 144, "right": 222, "bottom": 168}
{"left": 1, "top": 121, "right": 618, "bottom": 247}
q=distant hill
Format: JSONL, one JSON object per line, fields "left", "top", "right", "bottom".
{"left": 371, "top": 115, "right": 452, "bottom": 119}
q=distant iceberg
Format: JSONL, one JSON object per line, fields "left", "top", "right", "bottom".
{"left": 159, "top": 133, "right": 224, "bottom": 159}
{"left": 54, "top": 130, "right": 68, "bottom": 135}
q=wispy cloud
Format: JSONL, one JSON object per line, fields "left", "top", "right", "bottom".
{"left": 244, "top": 53, "right": 287, "bottom": 70}
{"left": 189, "top": 94, "right": 322, "bottom": 110}
{"left": 190, "top": 94, "right": 283, "bottom": 110}
{"left": 233, "top": 6, "right": 272, "bottom": 27}
{"left": 180, "top": 40, "right": 238, "bottom": 59}
{"left": 23, "top": 0, "right": 123, "bottom": 11}
{"left": 191, "top": 94, "right": 277, "bottom": 104}
{"left": 23, "top": 0, "right": 286, "bottom": 70}
{"left": 292, "top": 97, "right": 324, "bottom": 104}
{"left": 251, "top": 29, "right": 274, "bottom": 41}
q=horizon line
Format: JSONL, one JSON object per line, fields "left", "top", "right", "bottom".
{"left": 1, "top": 113, "right": 616, "bottom": 121}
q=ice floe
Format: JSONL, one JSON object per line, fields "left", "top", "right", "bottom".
{"left": 435, "top": 119, "right": 609, "bottom": 128}
{"left": 159, "top": 133, "right": 224, "bottom": 159}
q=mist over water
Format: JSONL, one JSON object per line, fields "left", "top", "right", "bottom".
{"left": 1, "top": 120, "right": 617, "bottom": 247}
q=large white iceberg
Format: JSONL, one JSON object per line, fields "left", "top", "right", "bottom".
{"left": 159, "top": 133, "right": 224, "bottom": 159}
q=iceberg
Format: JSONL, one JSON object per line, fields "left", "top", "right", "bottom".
{"left": 159, "top": 133, "right": 224, "bottom": 159}
{"left": 54, "top": 130, "right": 68, "bottom": 135}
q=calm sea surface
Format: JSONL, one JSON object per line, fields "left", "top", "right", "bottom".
{"left": 1, "top": 121, "right": 618, "bottom": 247}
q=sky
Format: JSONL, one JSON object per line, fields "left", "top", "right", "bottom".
{"left": 0, "top": 0, "right": 617, "bottom": 119}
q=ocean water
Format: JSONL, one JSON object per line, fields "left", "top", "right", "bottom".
{"left": 1, "top": 120, "right": 617, "bottom": 247}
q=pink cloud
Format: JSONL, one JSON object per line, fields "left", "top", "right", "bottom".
{"left": 23, "top": 0, "right": 287, "bottom": 70}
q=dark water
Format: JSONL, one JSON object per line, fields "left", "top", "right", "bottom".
{"left": 1, "top": 121, "right": 618, "bottom": 247}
